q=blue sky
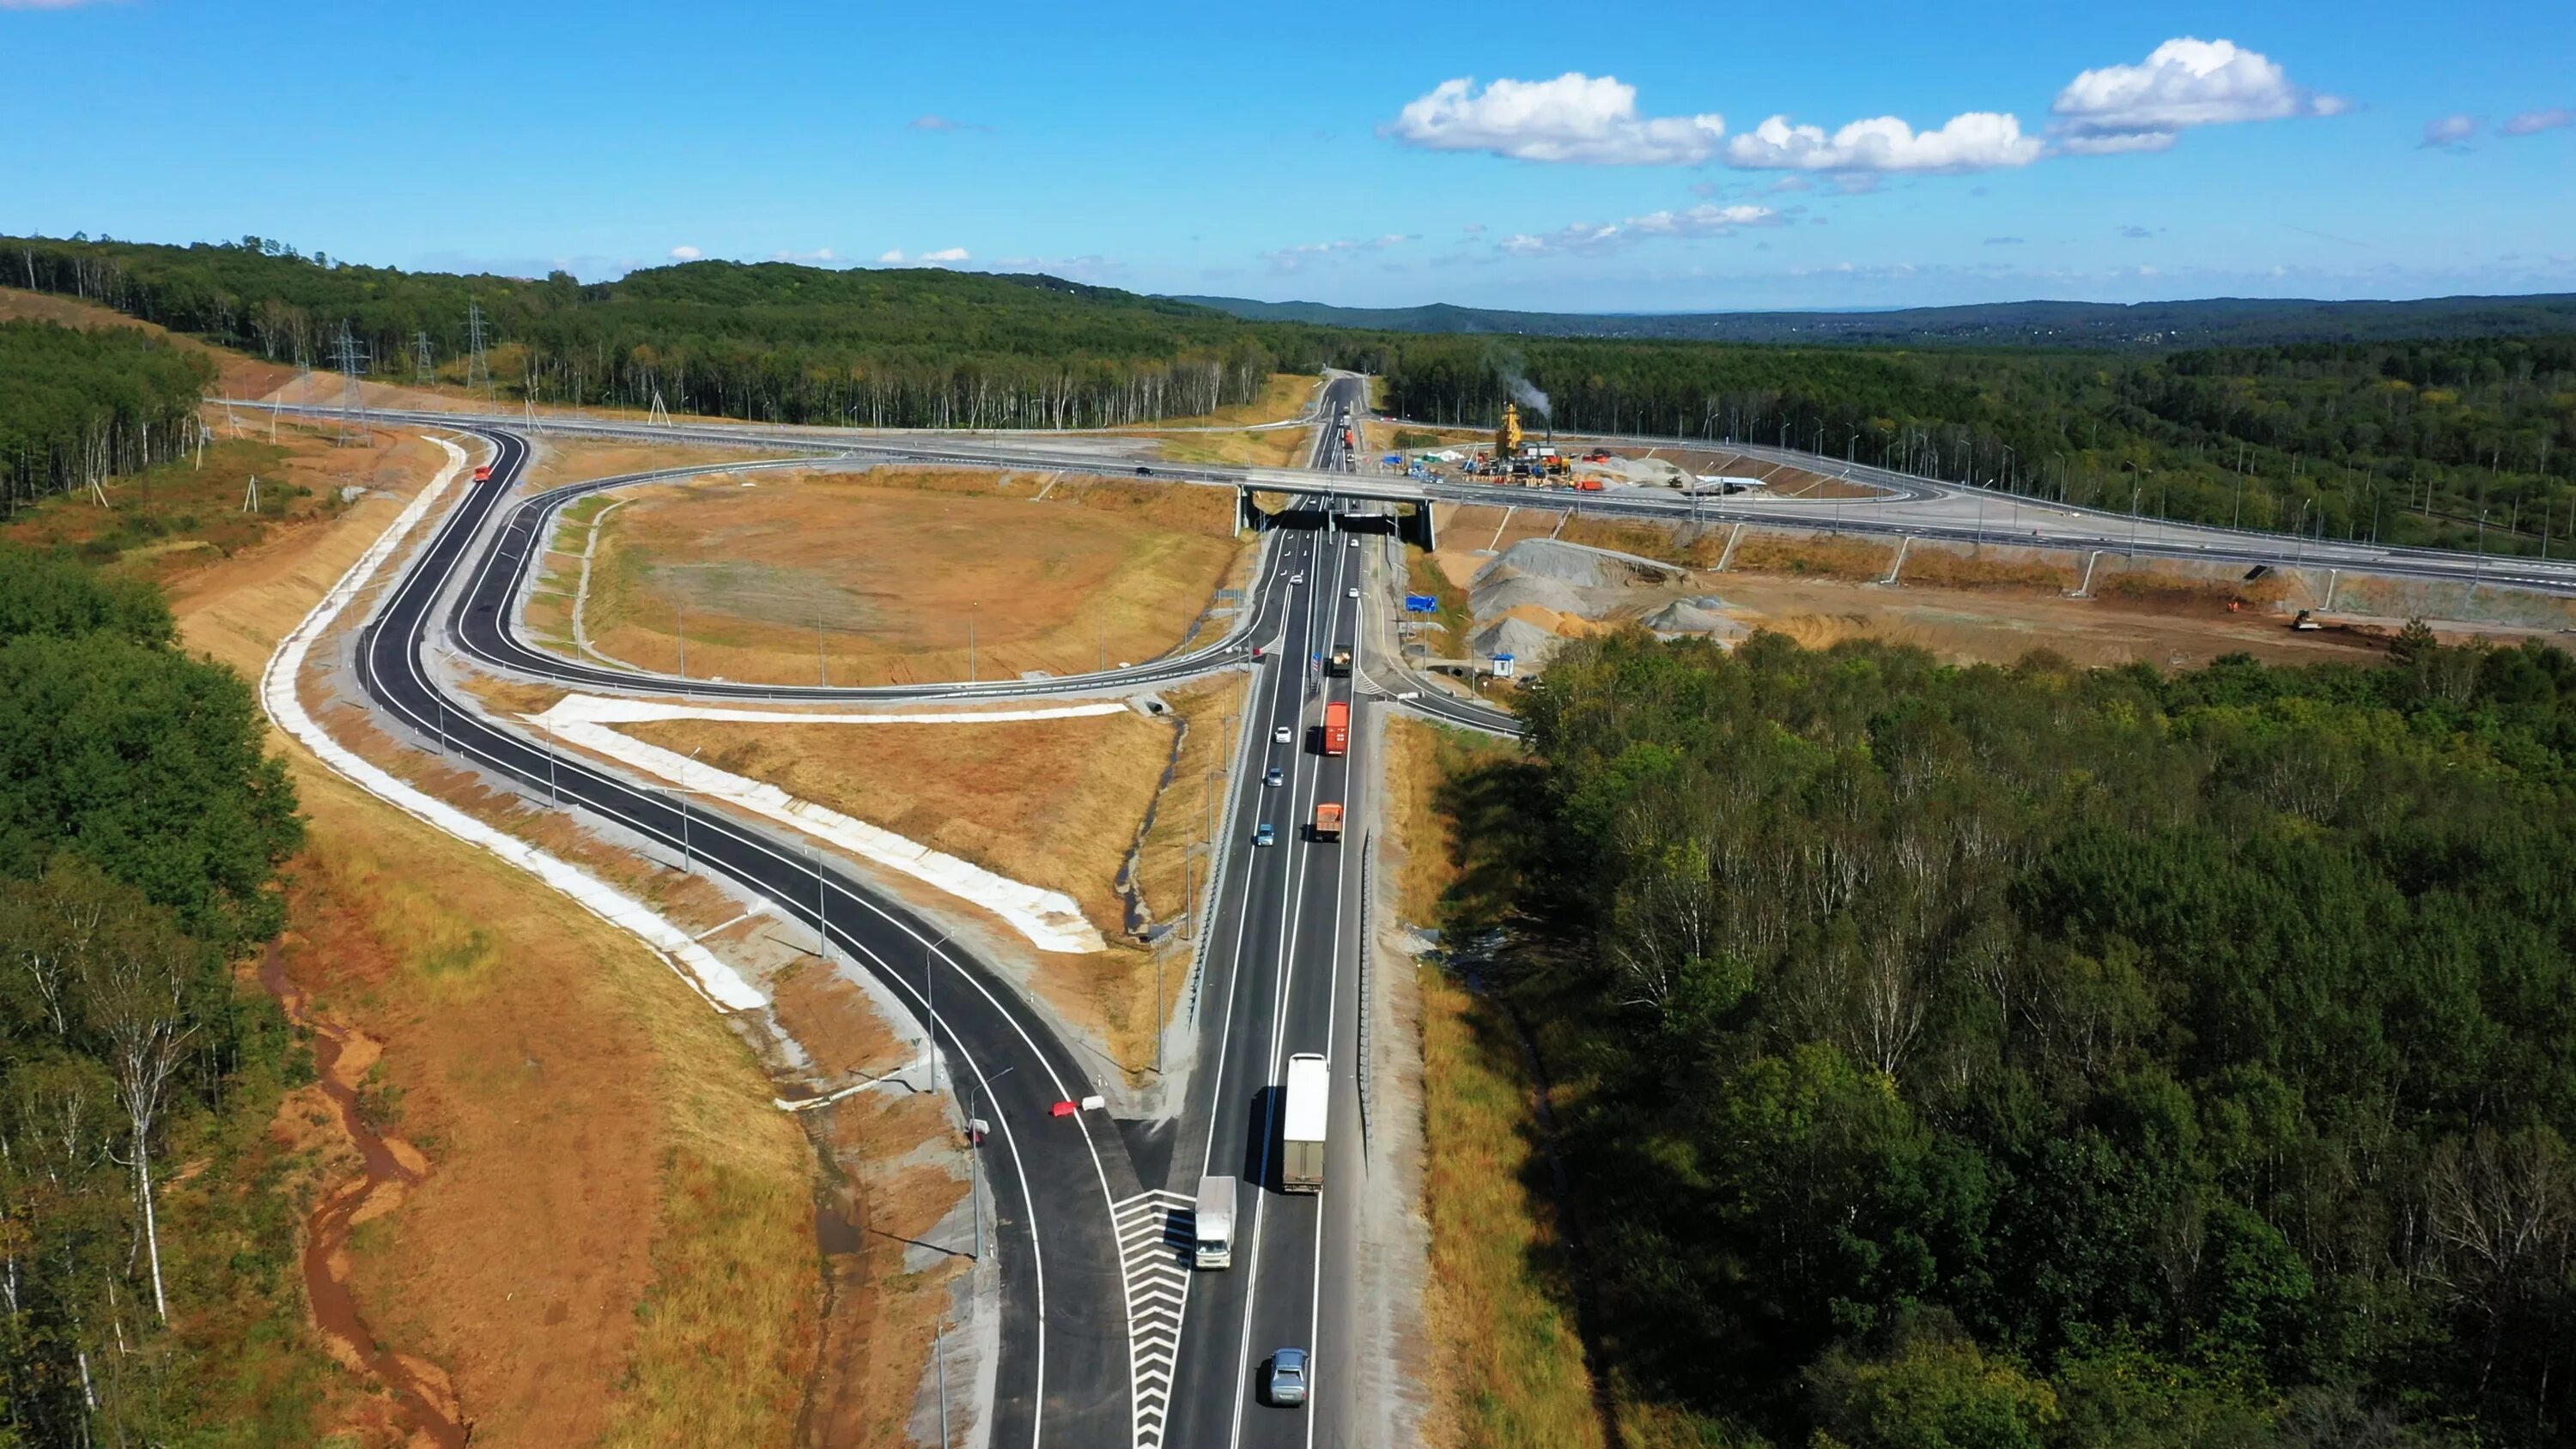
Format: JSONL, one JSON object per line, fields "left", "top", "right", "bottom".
{"left": 3, "top": 0, "right": 2571, "bottom": 311}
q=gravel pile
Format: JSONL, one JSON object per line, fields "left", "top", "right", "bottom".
{"left": 1469, "top": 615, "right": 1566, "bottom": 670}
{"left": 1470, "top": 570, "right": 1588, "bottom": 621}
{"left": 1644, "top": 597, "right": 1749, "bottom": 640}
{"left": 1472, "top": 538, "right": 1619, "bottom": 590}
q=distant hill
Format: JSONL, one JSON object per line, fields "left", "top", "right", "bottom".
{"left": 1166, "top": 293, "right": 2576, "bottom": 349}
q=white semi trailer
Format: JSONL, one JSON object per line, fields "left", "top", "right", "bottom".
{"left": 1282, "top": 1053, "right": 1328, "bottom": 1193}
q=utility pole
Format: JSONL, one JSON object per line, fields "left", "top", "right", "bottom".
{"left": 677, "top": 595, "right": 688, "bottom": 679}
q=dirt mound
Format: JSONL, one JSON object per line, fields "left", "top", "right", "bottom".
{"left": 1472, "top": 539, "right": 1620, "bottom": 591}
{"left": 1470, "top": 569, "right": 1589, "bottom": 621}
{"left": 1470, "top": 615, "right": 1568, "bottom": 670}
{"left": 1644, "top": 597, "right": 1749, "bottom": 640}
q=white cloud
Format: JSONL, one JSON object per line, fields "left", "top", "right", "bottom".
{"left": 1384, "top": 73, "right": 1724, "bottom": 165}
{"left": 920, "top": 247, "right": 970, "bottom": 264}
{"left": 910, "top": 115, "right": 963, "bottom": 131}
{"left": 2501, "top": 107, "right": 2573, "bottom": 136}
{"left": 2421, "top": 115, "right": 2480, "bottom": 149}
{"left": 1723, "top": 111, "right": 2044, "bottom": 173}
{"left": 1263, "top": 233, "right": 1415, "bottom": 273}
{"left": 2050, "top": 38, "right": 2344, "bottom": 154}
{"left": 1499, "top": 203, "right": 1781, "bottom": 257}
{"left": 770, "top": 247, "right": 837, "bottom": 264}
{"left": 668, "top": 245, "right": 702, "bottom": 261}
{"left": 877, "top": 249, "right": 907, "bottom": 264}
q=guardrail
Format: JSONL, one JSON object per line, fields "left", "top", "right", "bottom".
{"left": 1357, "top": 831, "right": 1374, "bottom": 1156}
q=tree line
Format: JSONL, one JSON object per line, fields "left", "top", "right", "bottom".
{"left": 1442, "top": 626, "right": 2576, "bottom": 1447}
{"left": 0, "top": 543, "right": 307, "bottom": 1440}
{"left": 14, "top": 231, "right": 2575, "bottom": 556}
{"left": 1370, "top": 332, "right": 2576, "bottom": 558}
{"left": 3, "top": 235, "right": 1346, "bottom": 429}
{"left": 0, "top": 321, "right": 212, "bottom": 512}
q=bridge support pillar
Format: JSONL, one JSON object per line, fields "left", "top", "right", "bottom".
{"left": 1236, "top": 486, "right": 1261, "bottom": 534}
{"left": 1396, "top": 501, "right": 1437, "bottom": 552}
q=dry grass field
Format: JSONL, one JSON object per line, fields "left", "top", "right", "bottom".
{"left": 574, "top": 467, "right": 1247, "bottom": 686}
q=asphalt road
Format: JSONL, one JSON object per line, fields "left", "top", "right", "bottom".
{"left": 449, "top": 456, "right": 1300, "bottom": 703}
{"left": 258, "top": 393, "right": 2576, "bottom": 602}
{"left": 1157, "top": 374, "right": 1382, "bottom": 1448}
{"left": 355, "top": 428, "right": 1152, "bottom": 1448}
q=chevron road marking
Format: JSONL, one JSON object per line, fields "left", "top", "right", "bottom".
{"left": 1115, "top": 1188, "right": 1198, "bottom": 1448}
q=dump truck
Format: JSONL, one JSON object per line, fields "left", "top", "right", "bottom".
{"left": 1312, "top": 802, "right": 1344, "bottom": 842}
{"left": 1194, "top": 1175, "right": 1237, "bottom": 1269}
{"left": 1281, "top": 1054, "right": 1328, "bottom": 1192}
{"left": 1322, "top": 700, "right": 1350, "bottom": 756}
{"left": 1328, "top": 646, "right": 1352, "bottom": 676}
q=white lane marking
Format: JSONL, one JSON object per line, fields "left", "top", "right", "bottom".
{"left": 1303, "top": 561, "right": 1368, "bottom": 1449}
{"left": 368, "top": 433, "right": 1115, "bottom": 1449}
{"left": 1116, "top": 1188, "right": 1198, "bottom": 1447}
{"left": 1224, "top": 518, "right": 1352, "bottom": 1447}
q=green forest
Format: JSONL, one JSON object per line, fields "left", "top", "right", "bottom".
{"left": 0, "top": 543, "right": 319, "bottom": 1442}
{"left": 9, "top": 232, "right": 2573, "bottom": 555}
{"left": 0, "top": 320, "right": 212, "bottom": 512}
{"left": 3, "top": 234, "right": 1330, "bottom": 429}
{"left": 1439, "top": 627, "right": 2576, "bottom": 1448}
{"left": 1370, "top": 334, "right": 2576, "bottom": 558}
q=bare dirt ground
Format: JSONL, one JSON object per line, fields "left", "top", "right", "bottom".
{"left": 574, "top": 467, "right": 1247, "bottom": 686}
{"left": 517, "top": 434, "right": 790, "bottom": 492}
{"left": 163, "top": 432, "right": 827, "bottom": 1447}
{"left": 1432, "top": 514, "right": 2420, "bottom": 670}
{"left": 1698, "top": 571, "right": 2388, "bottom": 668}
{"left": 1114, "top": 373, "right": 1321, "bottom": 467}
{"left": 617, "top": 672, "right": 1245, "bottom": 1079}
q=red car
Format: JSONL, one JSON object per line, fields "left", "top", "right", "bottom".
{"left": 472, "top": 464, "right": 495, "bottom": 482}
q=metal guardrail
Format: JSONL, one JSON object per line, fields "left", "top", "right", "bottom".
{"left": 1357, "top": 832, "right": 1374, "bottom": 1155}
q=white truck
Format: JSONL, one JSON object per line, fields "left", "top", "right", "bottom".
{"left": 1281, "top": 1053, "right": 1329, "bottom": 1193}
{"left": 1194, "top": 1175, "right": 1237, "bottom": 1270}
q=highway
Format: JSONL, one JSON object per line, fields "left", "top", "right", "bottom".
{"left": 1157, "top": 374, "right": 1382, "bottom": 1447}
{"left": 353, "top": 379, "right": 1419, "bottom": 1448}
{"left": 355, "top": 428, "right": 1157, "bottom": 1448}
{"left": 248, "top": 391, "right": 2576, "bottom": 609}
{"left": 447, "top": 453, "right": 1298, "bottom": 701}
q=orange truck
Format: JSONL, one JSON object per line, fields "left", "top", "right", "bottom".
{"left": 1312, "top": 802, "right": 1345, "bottom": 842}
{"left": 1323, "top": 700, "right": 1350, "bottom": 756}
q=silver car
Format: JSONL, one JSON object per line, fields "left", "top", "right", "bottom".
{"left": 1266, "top": 1348, "right": 1309, "bottom": 1407}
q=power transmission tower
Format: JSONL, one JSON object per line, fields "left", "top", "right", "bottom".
{"left": 329, "top": 320, "right": 371, "bottom": 447}
{"left": 413, "top": 330, "right": 435, "bottom": 386}
{"left": 648, "top": 388, "right": 671, "bottom": 428}
{"left": 465, "top": 300, "right": 494, "bottom": 403}
{"left": 241, "top": 473, "right": 260, "bottom": 514}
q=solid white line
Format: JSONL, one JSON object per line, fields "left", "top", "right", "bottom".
{"left": 361, "top": 432, "right": 1116, "bottom": 1449}
{"left": 1224, "top": 504, "right": 1352, "bottom": 1447}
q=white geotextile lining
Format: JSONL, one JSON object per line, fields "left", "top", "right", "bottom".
{"left": 259, "top": 436, "right": 767, "bottom": 1010}
{"left": 533, "top": 694, "right": 1127, "bottom": 729}
{"left": 535, "top": 715, "right": 1111, "bottom": 955}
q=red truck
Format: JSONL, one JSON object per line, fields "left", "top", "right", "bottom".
{"left": 1312, "top": 802, "right": 1345, "bottom": 842}
{"left": 1322, "top": 701, "right": 1349, "bottom": 756}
